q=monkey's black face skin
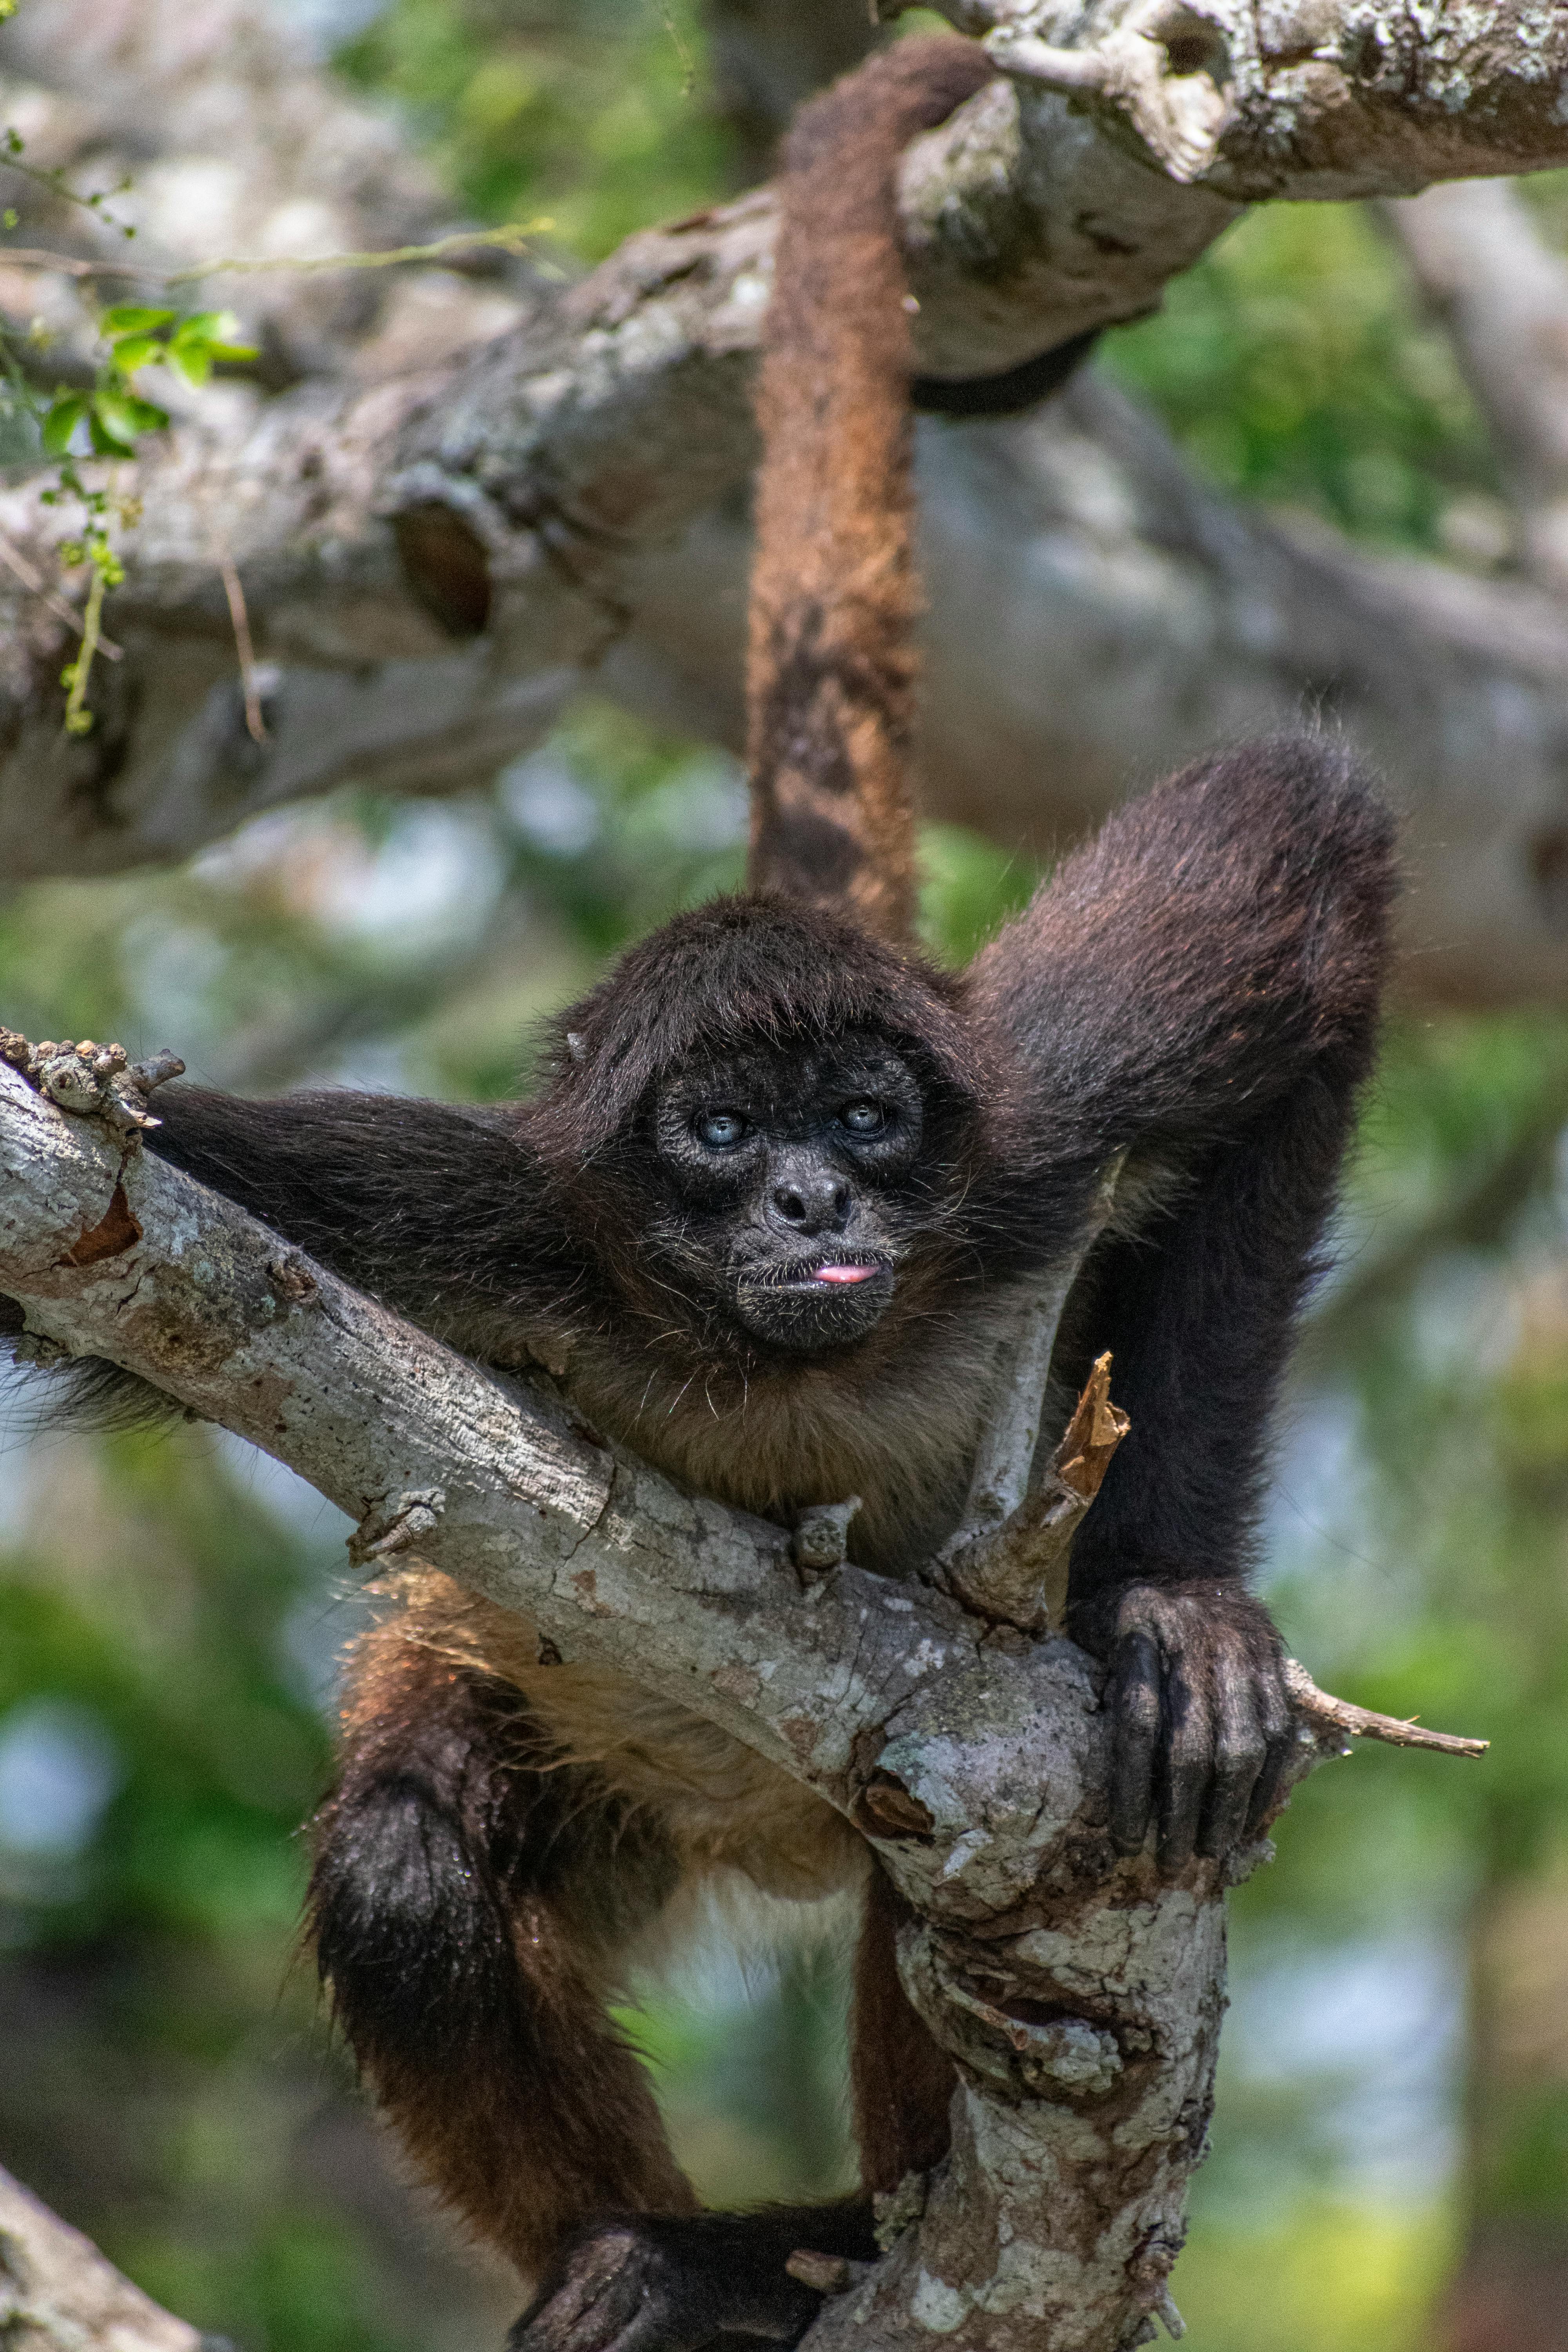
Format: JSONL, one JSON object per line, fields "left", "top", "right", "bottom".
{"left": 649, "top": 1031, "right": 933, "bottom": 1354}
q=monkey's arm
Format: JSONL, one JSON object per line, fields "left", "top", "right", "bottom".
{"left": 145, "top": 1083, "right": 576, "bottom": 1352}
{"left": 1, "top": 1075, "right": 583, "bottom": 1414}
{"left": 967, "top": 733, "right": 1396, "bottom": 1868}
{"left": 1055, "top": 1083, "right": 1343, "bottom": 1870}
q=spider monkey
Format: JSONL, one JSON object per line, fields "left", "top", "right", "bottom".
{"left": 3, "top": 35, "right": 1395, "bottom": 2352}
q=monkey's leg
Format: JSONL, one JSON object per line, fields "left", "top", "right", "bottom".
{"left": 308, "top": 1627, "right": 695, "bottom": 2279}
{"left": 315, "top": 1614, "right": 881, "bottom": 2352}
{"left": 512, "top": 1871, "right": 946, "bottom": 2351}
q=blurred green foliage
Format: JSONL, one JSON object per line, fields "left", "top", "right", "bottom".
{"left": 334, "top": 0, "right": 726, "bottom": 259}
{"left": 1107, "top": 201, "right": 1500, "bottom": 552}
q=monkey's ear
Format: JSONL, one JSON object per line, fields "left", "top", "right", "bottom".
{"left": 565, "top": 1032, "right": 589, "bottom": 1065}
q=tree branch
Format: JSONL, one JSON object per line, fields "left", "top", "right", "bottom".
{"left": 0, "top": 2164, "right": 211, "bottom": 2352}
{"left": 0, "top": 1045, "right": 1486, "bottom": 2350}
{"left": 2, "top": 4, "right": 1568, "bottom": 996}
{"left": 913, "top": 1, "right": 1568, "bottom": 193}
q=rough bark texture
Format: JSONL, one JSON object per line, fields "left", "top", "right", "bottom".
{"left": 5, "top": 2, "right": 1568, "bottom": 997}
{"left": 0, "top": 2163, "right": 210, "bottom": 2352}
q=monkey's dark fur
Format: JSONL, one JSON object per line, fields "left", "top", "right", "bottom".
{"left": 5, "top": 36, "right": 1396, "bottom": 2352}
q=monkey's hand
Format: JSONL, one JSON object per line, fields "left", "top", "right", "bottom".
{"left": 510, "top": 2212, "right": 859, "bottom": 2352}
{"left": 1094, "top": 1581, "right": 1294, "bottom": 1874}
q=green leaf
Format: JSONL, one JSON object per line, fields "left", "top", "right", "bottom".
{"left": 41, "top": 393, "right": 88, "bottom": 456}
{"left": 92, "top": 390, "right": 167, "bottom": 447}
{"left": 101, "top": 305, "right": 175, "bottom": 335}
{"left": 171, "top": 309, "right": 234, "bottom": 343}
{"left": 164, "top": 344, "right": 211, "bottom": 387}
{"left": 107, "top": 334, "right": 165, "bottom": 373}
{"left": 204, "top": 340, "right": 259, "bottom": 365}
{"left": 89, "top": 408, "right": 135, "bottom": 456}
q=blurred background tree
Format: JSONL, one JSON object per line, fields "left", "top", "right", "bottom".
{"left": 1, "top": 5, "right": 1565, "bottom": 2349}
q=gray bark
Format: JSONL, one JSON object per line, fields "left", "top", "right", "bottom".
{"left": 3, "top": 2, "right": 1568, "bottom": 998}
{"left": 1381, "top": 176, "right": 1568, "bottom": 593}
{"left": 0, "top": 2163, "right": 211, "bottom": 2352}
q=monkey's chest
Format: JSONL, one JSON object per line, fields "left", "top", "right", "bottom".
{"left": 559, "top": 1327, "right": 1003, "bottom": 1575}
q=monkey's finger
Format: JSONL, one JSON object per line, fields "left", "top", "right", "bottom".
{"left": 1195, "top": 1674, "right": 1265, "bottom": 1859}
{"left": 1242, "top": 1677, "right": 1297, "bottom": 1837}
{"left": 1109, "top": 1628, "right": 1162, "bottom": 1853}
{"left": 1154, "top": 1658, "right": 1212, "bottom": 1875}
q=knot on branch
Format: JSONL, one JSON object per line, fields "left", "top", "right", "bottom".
{"left": 350, "top": 1486, "right": 447, "bottom": 1565}
{"left": 984, "top": 2, "right": 1234, "bottom": 185}
{"left": 0, "top": 1030, "right": 184, "bottom": 1137}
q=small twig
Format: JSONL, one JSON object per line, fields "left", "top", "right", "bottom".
{"left": 983, "top": 32, "right": 1114, "bottom": 93}
{"left": 216, "top": 549, "right": 267, "bottom": 744}
{"left": 0, "top": 530, "right": 122, "bottom": 658}
{"left": 0, "top": 220, "right": 552, "bottom": 288}
{"left": 653, "top": 0, "right": 697, "bottom": 97}
{"left": 0, "top": 146, "right": 134, "bottom": 236}
{"left": 61, "top": 563, "right": 105, "bottom": 735}
{"left": 1284, "top": 1658, "right": 1489, "bottom": 1759}
{"left": 931, "top": 1158, "right": 1125, "bottom": 1633}
{"left": 786, "top": 2250, "right": 868, "bottom": 2296}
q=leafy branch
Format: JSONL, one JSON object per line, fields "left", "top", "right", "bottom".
{"left": 29, "top": 307, "right": 256, "bottom": 731}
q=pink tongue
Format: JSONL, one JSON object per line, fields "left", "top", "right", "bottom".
{"left": 815, "top": 1263, "right": 878, "bottom": 1285}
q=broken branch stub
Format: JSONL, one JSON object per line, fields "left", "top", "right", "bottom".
{"left": 937, "top": 1351, "right": 1130, "bottom": 1635}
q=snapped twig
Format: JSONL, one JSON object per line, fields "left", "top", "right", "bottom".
{"left": 1283, "top": 1658, "right": 1489, "bottom": 1759}
{"left": 0, "top": 220, "right": 552, "bottom": 288}
{"left": 931, "top": 1156, "right": 1125, "bottom": 1633}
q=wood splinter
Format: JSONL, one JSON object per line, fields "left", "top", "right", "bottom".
{"left": 936, "top": 1350, "right": 1128, "bottom": 1636}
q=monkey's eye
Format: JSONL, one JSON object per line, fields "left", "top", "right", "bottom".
{"left": 695, "top": 1109, "right": 749, "bottom": 1150}
{"left": 839, "top": 1100, "right": 888, "bottom": 1138}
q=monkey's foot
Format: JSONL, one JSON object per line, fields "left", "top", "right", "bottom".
{"left": 0, "top": 1031, "right": 183, "bottom": 1136}
{"left": 1093, "top": 1581, "right": 1296, "bottom": 1875}
{"left": 509, "top": 2209, "right": 875, "bottom": 2352}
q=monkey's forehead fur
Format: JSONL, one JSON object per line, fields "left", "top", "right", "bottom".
{"left": 530, "top": 897, "right": 994, "bottom": 1154}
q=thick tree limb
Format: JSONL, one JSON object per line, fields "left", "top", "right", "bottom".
{"left": 2, "top": 3, "right": 1568, "bottom": 998}
{"left": 0, "top": 2163, "right": 211, "bottom": 2351}
{"left": 916, "top": 1, "right": 1568, "bottom": 192}
{"left": 0, "top": 1047, "right": 1486, "bottom": 2350}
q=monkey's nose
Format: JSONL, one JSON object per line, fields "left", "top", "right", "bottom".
{"left": 771, "top": 1174, "right": 850, "bottom": 1234}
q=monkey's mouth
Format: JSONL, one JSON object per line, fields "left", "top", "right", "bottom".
{"left": 749, "top": 1252, "right": 895, "bottom": 1295}
{"left": 730, "top": 1254, "right": 895, "bottom": 1350}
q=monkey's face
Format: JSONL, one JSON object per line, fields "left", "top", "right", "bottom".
{"left": 647, "top": 1030, "right": 939, "bottom": 1354}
